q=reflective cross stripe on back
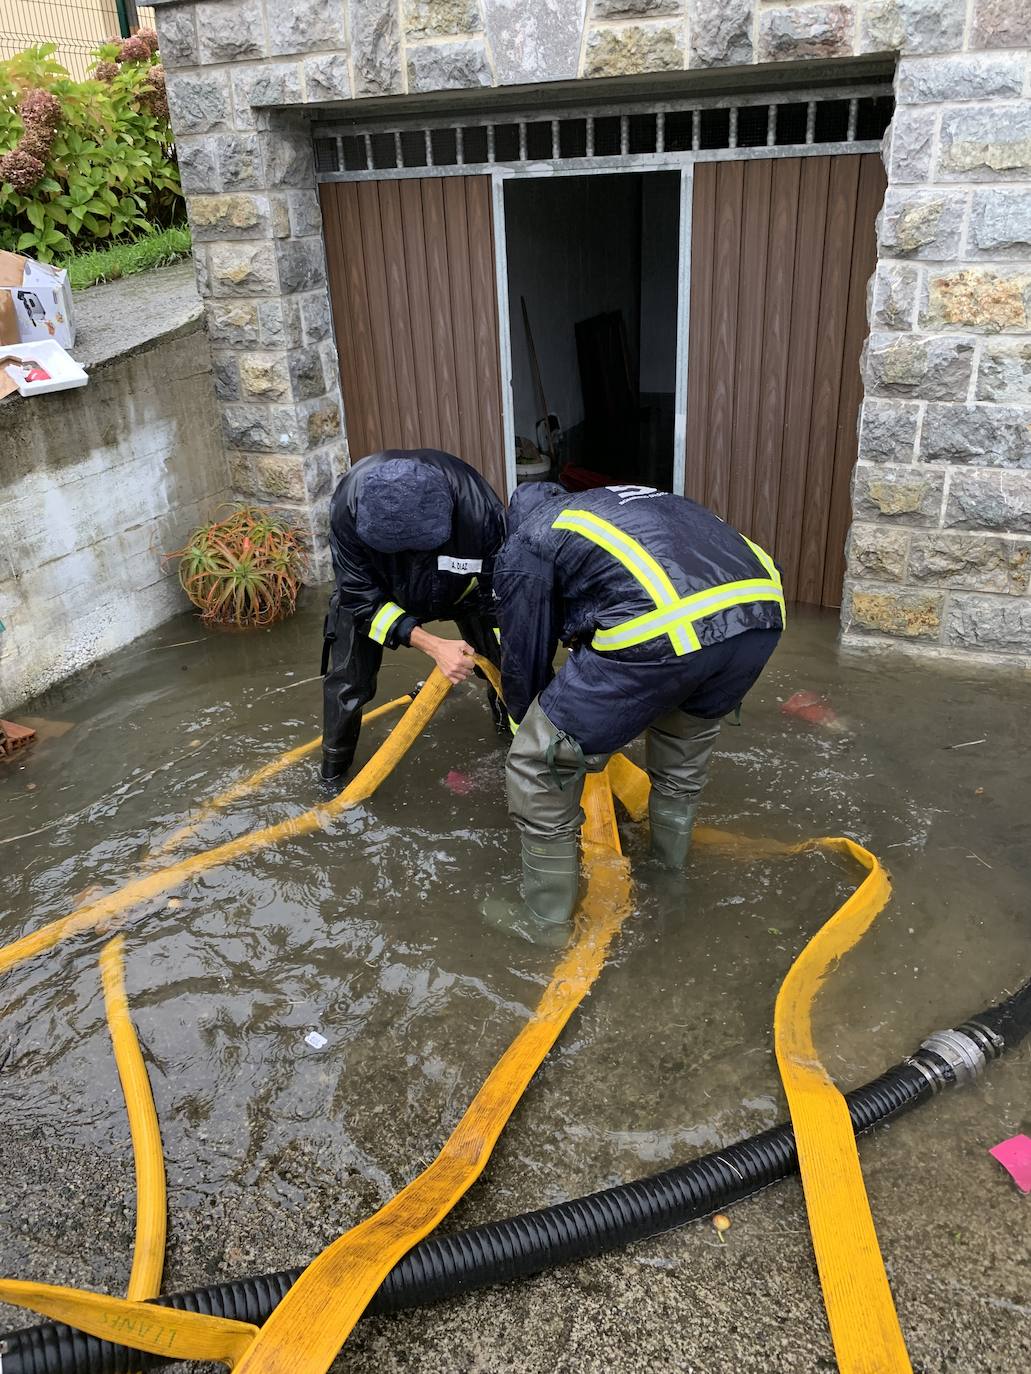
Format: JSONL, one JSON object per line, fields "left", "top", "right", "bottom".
{"left": 552, "top": 510, "right": 697, "bottom": 653}
{"left": 552, "top": 508, "right": 784, "bottom": 656}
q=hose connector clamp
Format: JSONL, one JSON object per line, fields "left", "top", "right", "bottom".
{"left": 910, "top": 1027, "right": 987, "bottom": 1091}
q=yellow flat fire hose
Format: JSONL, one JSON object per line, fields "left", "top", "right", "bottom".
{"left": 0, "top": 677, "right": 452, "bottom": 980}
{"left": 0, "top": 1280, "right": 259, "bottom": 1365}
{"left": 99, "top": 935, "right": 167, "bottom": 1301}
{"left": 609, "top": 753, "right": 911, "bottom": 1372}
{"left": 227, "top": 771, "right": 631, "bottom": 1374}
{"left": 1, "top": 681, "right": 909, "bottom": 1373}
{"left": 0, "top": 770, "right": 632, "bottom": 1370}
{"left": 774, "top": 838, "right": 911, "bottom": 1374}
{"left": 153, "top": 696, "right": 413, "bottom": 859}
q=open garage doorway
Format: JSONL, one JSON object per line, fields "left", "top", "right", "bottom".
{"left": 503, "top": 172, "right": 681, "bottom": 492}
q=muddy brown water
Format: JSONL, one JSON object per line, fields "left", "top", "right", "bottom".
{"left": 0, "top": 599, "right": 1028, "bottom": 1369}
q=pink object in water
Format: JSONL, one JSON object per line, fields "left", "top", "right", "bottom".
{"left": 445, "top": 769, "right": 475, "bottom": 796}
{"left": 989, "top": 1134, "right": 1031, "bottom": 1194}
{"left": 781, "top": 690, "right": 840, "bottom": 728}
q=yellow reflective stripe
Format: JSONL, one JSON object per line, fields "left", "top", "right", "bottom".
{"left": 553, "top": 511, "right": 680, "bottom": 608}
{"left": 678, "top": 578, "right": 785, "bottom": 619}
{"left": 493, "top": 626, "right": 501, "bottom": 642}
{"left": 742, "top": 536, "right": 779, "bottom": 585}
{"left": 455, "top": 576, "right": 479, "bottom": 605}
{"left": 741, "top": 537, "right": 787, "bottom": 626}
{"left": 593, "top": 579, "right": 784, "bottom": 651}
{"left": 368, "top": 601, "right": 405, "bottom": 645}
{"left": 554, "top": 508, "right": 784, "bottom": 657}
{"left": 595, "top": 614, "right": 701, "bottom": 653}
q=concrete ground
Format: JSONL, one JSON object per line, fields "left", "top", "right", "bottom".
{"left": 0, "top": 602, "right": 1027, "bottom": 1372}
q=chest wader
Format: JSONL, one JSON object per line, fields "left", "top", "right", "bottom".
{"left": 321, "top": 596, "right": 383, "bottom": 787}
{"left": 482, "top": 699, "right": 606, "bottom": 946}
{"left": 645, "top": 710, "right": 723, "bottom": 869}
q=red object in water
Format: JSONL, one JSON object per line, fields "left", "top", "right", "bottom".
{"left": 781, "top": 690, "right": 839, "bottom": 728}
{"left": 445, "top": 769, "right": 475, "bottom": 796}
{"left": 24, "top": 366, "right": 51, "bottom": 383}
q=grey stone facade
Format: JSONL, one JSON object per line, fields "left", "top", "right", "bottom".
{"left": 152, "top": 0, "right": 1031, "bottom": 660}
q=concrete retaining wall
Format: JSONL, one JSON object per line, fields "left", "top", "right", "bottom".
{"left": 0, "top": 263, "right": 229, "bottom": 711}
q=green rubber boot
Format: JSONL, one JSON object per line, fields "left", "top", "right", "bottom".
{"left": 648, "top": 794, "right": 699, "bottom": 870}
{"left": 482, "top": 836, "right": 579, "bottom": 947}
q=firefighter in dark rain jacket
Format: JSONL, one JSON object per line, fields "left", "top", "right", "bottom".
{"left": 484, "top": 482, "right": 784, "bottom": 943}
{"left": 320, "top": 449, "right": 505, "bottom": 788}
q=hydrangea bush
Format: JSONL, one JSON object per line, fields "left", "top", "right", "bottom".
{"left": 0, "top": 34, "right": 181, "bottom": 262}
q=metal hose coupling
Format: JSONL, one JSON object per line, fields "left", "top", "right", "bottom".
{"left": 905, "top": 1021, "right": 1001, "bottom": 1093}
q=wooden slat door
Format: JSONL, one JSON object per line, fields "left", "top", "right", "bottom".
{"left": 320, "top": 176, "right": 508, "bottom": 497}
{"left": 685, "top": 153, "right": 885, "bottom": 607}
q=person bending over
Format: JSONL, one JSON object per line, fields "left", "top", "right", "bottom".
{"left": 321, "top": 448, "right": 505, "bottom": 789}
{"left": 486, "top": 481, "right": 784, "bottom": 942}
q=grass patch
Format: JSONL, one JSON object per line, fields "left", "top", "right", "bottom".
{"left": 61, "top": 224, "right": 193, "bottom": 291}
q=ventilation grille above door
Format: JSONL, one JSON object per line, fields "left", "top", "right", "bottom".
{"left": 313, "top": 87, "right": 893, "bottom": 179}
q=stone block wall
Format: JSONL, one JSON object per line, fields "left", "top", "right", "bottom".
{"left": 151, "top": 0, "right": 1031, "bottom": 660}
{"left": 847, "top": 23, "right": 1031, "bottom": 663}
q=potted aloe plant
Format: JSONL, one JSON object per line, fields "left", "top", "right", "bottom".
{"left": 170, "top": 507, "right": 308, "bottom": 628}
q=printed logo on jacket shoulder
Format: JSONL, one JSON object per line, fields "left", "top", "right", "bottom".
{"left": 608, "top": 484, "right": 666, "bottom": 505}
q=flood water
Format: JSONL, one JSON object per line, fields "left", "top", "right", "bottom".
{"left": 0, "top": 598, "right": 1028, "bottom": 1361}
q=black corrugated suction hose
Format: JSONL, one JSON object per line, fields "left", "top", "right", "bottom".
{"left": 3, "top": 978, "right": 1028, "bottom": 1374}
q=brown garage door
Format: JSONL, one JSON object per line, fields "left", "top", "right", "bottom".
{"left": 320, "top": 175, "right": 508, "bottom": 497}
{"left": 685, "top": 153, "right": 885, "bottom": 607}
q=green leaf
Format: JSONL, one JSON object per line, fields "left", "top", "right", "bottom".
{"left": 16, "top": 231, "right": 36, "bottom": 251}
{"left": 26, "top": 201, "right": 44, "bottom": 230}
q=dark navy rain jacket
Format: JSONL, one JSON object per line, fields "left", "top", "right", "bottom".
{"left": 493, "top": 483, "right": 785, "bottom": 725}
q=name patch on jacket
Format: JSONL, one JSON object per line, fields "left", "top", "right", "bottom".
{"left": 437, "top": 556, "right": 482, "bottom": 575}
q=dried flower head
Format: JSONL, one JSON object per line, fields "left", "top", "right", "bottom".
{"left": 137, "top": 28, "right": 160, "bottom": 55}
{"left": 117, "top": 35, "right": 152, "bottom": 63}
{"left": 0, "top": 148, "right": 46, "bottom": 193}
{"left": 19, "top": 88, "right": 62, "bottom": 129}
{"left": 140, "top": 65, "right": 168, "bottom": 122}
{"left": 94, "top": 59, "right": 120, "bottom": 82}
{"left": 17, "top": 127, "right": 53, "bottom": 162}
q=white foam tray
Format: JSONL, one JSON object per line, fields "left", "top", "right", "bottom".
{"left": 1, "top": 339, "right": 88, "bottom": 396}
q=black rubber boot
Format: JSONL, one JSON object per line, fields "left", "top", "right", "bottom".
{"left": 482, "top": 836, "right": 579, "bottom": 947}
{"left": 320, "top": 751, "right": 350, "bottom": 792}
{"left": 648, "top": 795, "right": 699, "bottom": 870}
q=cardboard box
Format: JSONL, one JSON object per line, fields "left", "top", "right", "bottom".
{"left": 0, "top": 251, "right": 75, "bottom": 349}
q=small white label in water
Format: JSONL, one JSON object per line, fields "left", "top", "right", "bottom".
{"left": 305, "top": 1031, "right": 327, "bottom": 1050}
{"left": 437, "top": 556, "right": 482, "bottom": 575}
